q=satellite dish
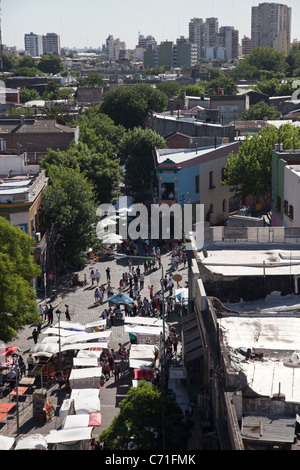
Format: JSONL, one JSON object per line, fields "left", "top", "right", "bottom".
{"left": 292, "top": 352, "right": 300, "bottom": 365}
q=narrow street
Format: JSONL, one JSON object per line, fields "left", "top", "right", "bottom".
{"left": 1, "top": 246, "right": 189, "bottom": 444}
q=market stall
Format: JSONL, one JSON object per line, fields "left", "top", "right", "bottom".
{"left": 63, "top": 412, "right": 101, "bottom": 429}
{"left": 72, "top": 356, "right": 99, "bottom": 368}
{"left": 14, "top": 433, "right": 48, "bottom": 450}
{"left": 45, "top": 427, "right": 92, "bottom": 450}
{"left": 69, "top": 367, "right": 102, "bottom": 389}
{"left": 70, "top": 388, "right": 101, "bottom": 415}
{"left": 0, "top": 435, "right": 15, "bottom": 450}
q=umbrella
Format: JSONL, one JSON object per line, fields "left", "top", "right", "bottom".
{"left": 98, "top": 217, "right": 117, "bottom": 227}
{"left": 102, "top": 233, "right": 123, "bottom": 244}
{"left": 108, "top": 293, "right": 134, "bottom": 305}
{"left": 175, "top": 288, "right": 188, "bottom": 302}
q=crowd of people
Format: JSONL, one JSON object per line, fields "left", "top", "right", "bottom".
{"left": 86, "top": 243, "right": 187, "bottom": 326}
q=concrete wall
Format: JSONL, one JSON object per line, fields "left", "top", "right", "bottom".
{"left": 209, "top": 225, "right": 300, "bottom": 244}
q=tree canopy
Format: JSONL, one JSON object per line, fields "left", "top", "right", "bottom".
{"left": 0, "top": 217, "right": 40, "bottom": 342}
{"left": 100, "top": 83, "right": 167, "bottom": 129}
{"left": 99, "top": 381, "right": 190, "bottom": 450}
{"left": 223, "top": 124, "right": 300, "bottom": 205}
{"left": 40, "top": 166, "right": 99, "bottom": 264}
{"left": 241, "top": 101, "right": 281, "bottom": 120}
{"left": 119, "top": 127, "right": 166, "bottom": 197}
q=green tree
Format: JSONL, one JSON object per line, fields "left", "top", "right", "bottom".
{"left": 247, "top": 47, "right": 287, "bottom": 74}
{"left": 0, "top": 217, "right": 40, "bottom": 342}
{"left": 42, "top": 142, "right": 123, "bottom": 204}
{"left": 99, "top": 381, "right": 189, "bottom": 450}
{"left": 286, "top": 43, "right": 300, "bottom": 77}
{"left": 38, "top": 55, "right": 63, "bottom": 75}
{"left": 19, "top": 87, "right": 41, "bottom": 103}
{"left": 156, "top": 81, "right": 182, "bottom": 98}
{"left": 42, "top": 81, "right": 61, "bottom": 100}
{"left": 119, "top": 127, "right": 166, "bottom": 196}
{"left": 182, "top": 83, "right": 205, "bottom": 97}
{"left": 100, "top": 84, "right": 167, "bottom": 129}
{"left": 40, "top": 166, "right": 99, "bottom": 264}
{"left": 241, "top": 101, "right": 281, "bottom": 120}
{"left": 78, "top": 107, "right": 126, "bottom": 155}
{"left": 206, "top": 76, "right": 237, "bottom": 95}
{"left": 78, "top": 72, "right": 105, "bottom": 87}
{"left": 223, "top": 124, "right": 300, "bottom": 206}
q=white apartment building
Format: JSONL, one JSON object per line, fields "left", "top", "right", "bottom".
{"left": 189, "top": 18, "right": 204, "bottom": 59}
{"left": 24, "top": 32, "right": 43, "bottom": 57}
{"left": 251, "top": 2, "right": 292, "bottom": 55}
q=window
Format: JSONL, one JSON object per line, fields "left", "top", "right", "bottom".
{"left": 222, "top": 199, "right": 227, "bottom": 213}
{"left": 283, "top": 200, "right": 289, "bottom": 215}
{"left": 288, "top": 205, "right": 294, "bottom": 220}
{"left": 161, "top": 182, "right": 175, "bottom": 200}
{"left": 195, "top": 175, "right": 199, "bottom": 194}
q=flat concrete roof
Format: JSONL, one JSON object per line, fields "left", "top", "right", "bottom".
{"left": 202, "top": 249, "right": 300, "bottom": 276}
{"left": 218, "top": 311, "right": 300, "bottom": 403}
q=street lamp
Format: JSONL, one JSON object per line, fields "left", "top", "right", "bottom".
{"left": 56, "top": 309, "right": 62, "bottom": 375}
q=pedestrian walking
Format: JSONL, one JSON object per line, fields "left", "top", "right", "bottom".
{"left": 114, "top": 363, "right": 120, "bottom": 382}
{"left": 94, "top": 288, "right": 100, "bottom": 303}
{"left": 95, "top": 269, "right": 101, "bottom": 285}
{"left": 48, "top": 305, "right": 54, "bottom": 325}
{"left": 65, "top": 305, "right": 71, "bottom": 321}
{"left": 90, "top": 270, "right": 95, "bottom": 286}
{"left": 27, "top": 354, "right": 35, "bottom": 373}
{"left": 32, "top": 328, "right": 38, "bottom": 344}
{"left": 106, "top": 267, "right": 111, "bottom": 282}
{"left": 44, "top": 304, "right": 49, "bottom": 321}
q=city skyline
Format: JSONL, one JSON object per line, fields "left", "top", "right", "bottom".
{"left": 2, "top": 0, "right": 300, "bottom": 52}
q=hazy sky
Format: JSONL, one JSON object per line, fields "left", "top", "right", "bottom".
{"left": 2, "top": 0, "right": 300, "bottom": 50}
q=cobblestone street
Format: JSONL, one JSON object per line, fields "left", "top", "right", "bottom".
{"left": 1, "top": 247, "right": 189, "bottom": 443}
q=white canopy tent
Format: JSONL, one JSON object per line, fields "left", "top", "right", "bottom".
{"left": 45, "top": 427, "right": 92, "bottom": 450}
{"left": 61, "top": 341, "right": 108, "bottom": 352}
{"left": 129, "top": 349, "right": 156, "bottom": 360}
{"left": 0, "top": 436, "right": 15, "bottom": 450}
{"left": 124, "top": 317, "right": 163, "bottom": 327}
{"left": 85, "top": 319, "right": 107, "bottom": 332}
{"left": 59, "top": 398, "right": 72, "bottom": 422}
{"left": 129, "top": 358, "right": 154, "bottom": 369}
{"left": 76, "top": 349, "right": 100, "bottom": 358}
{"left": 53, "top": 321, "right": 85, "bottom": 331}
{"left": 69, "top": 367, "right": 102, "bottom": 389}
{"left": 15, "top": 433, "right": 48, "bottom": 450}
{"left": 63, "top": 414, "right": 89, "bottom": 429}
{"left": 124, "top": 325, "right": 163, "bottom": 336}
{"left": 71, "top": 388, "right": 101, "bottom": 414}
{"left": 73, "top": 356, "right": 99, "bottom": 368}
{"left": 30, "top": 343, "right": 59, "bottom": 356}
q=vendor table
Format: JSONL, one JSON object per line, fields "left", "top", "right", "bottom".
{"left": 9, "top": 386, "right": 28, "bottom": 397}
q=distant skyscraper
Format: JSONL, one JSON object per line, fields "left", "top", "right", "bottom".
{"left": 42, "top": 33, "right": 61, "bottom": 56}
{"left": 203, "top": 18, "right": 219, "bottom": 50}
{"left": 24, "top": 32, "right": 43, "bottom": 56}
{"left": 241, "top": 36, "right": 252, "bottom": 56}
{"left": 251, "top": 2, "right": 292, "bottom": 55}
{"left": 218, "top": 26, "right": 239, "bottom": 60}
{"left": 189, "top": 18, "right": 204, "bottom": 59}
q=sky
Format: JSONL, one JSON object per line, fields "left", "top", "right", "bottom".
{"left": 2, "top": 0, "right": 300, "bottom": 51}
